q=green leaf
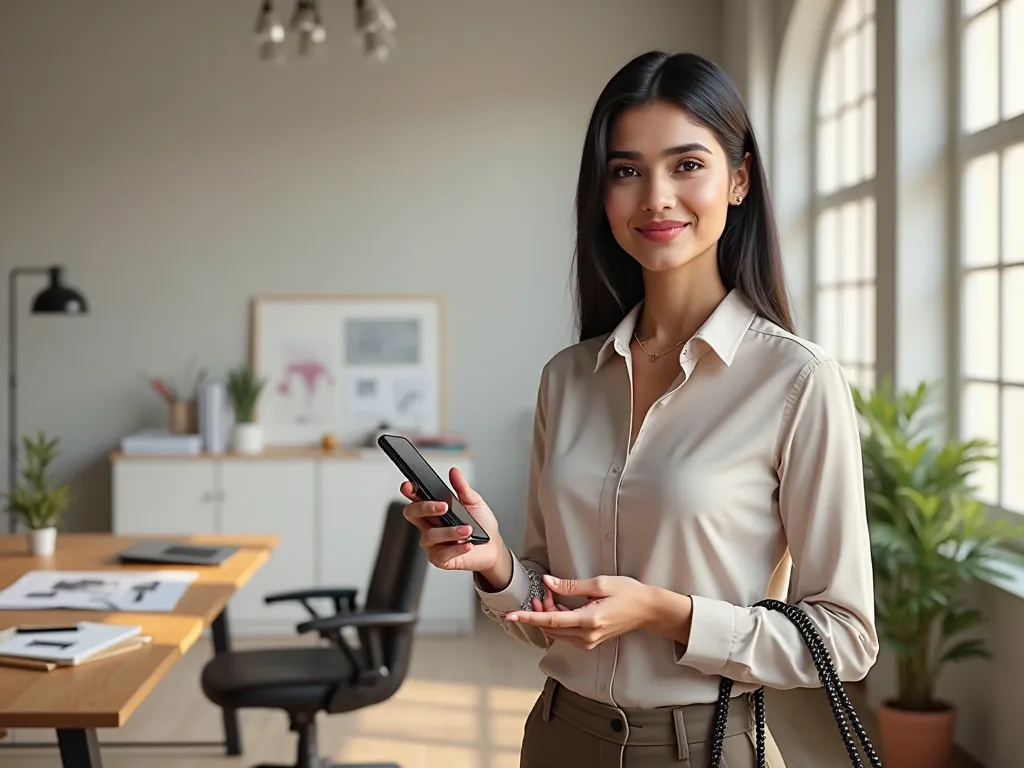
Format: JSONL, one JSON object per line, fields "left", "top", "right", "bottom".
{"left": 856, "top": 378, "right": 1024, "bottom": 710}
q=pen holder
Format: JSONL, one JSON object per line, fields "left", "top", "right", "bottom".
{"left": 169, "top": 399, "right": 197, "bottom": 434}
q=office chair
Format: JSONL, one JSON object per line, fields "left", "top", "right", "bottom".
{"left": 200, "top": 501, "right": 428, "bottom": 768}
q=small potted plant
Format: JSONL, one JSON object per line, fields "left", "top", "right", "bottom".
{"left": 227, "top": 364, "right": 267, "bottom": 454}
{"left": 3, "top": 431, "right": 71, "bottom": 556}
{"left": 853, "top": 380, "right": 1024, "bottom": 768}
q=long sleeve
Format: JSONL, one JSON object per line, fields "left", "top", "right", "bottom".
{"left": 675, "top": 357, "right": 879, "bottom": 689}
{"left": 474, "top": 367, "right": 552, "bottom": 650}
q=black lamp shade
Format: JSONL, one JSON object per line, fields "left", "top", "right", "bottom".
{"left": 31, "top": 267, "right": 88, "bottom": 314}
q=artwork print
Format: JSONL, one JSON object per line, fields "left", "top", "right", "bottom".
{"left": 252, "top": 296, "right": 443, "bottom": 446}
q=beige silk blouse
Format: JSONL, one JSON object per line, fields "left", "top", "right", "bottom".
{"left": 474, "top": 289, "right": 879, "bottom": 709}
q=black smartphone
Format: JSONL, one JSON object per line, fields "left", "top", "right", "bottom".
{"left": 377, "top": 433, "right": 491, "bottom": 545}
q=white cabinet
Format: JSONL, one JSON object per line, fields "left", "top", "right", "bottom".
{"left": 112, "top": 460, "right": 217, "bottom": 534}
{"left": 219, "top": 459, "right": 316, "bottom": 630}
{"left": 111, "top": 449, "right": 477, "bottom": 636}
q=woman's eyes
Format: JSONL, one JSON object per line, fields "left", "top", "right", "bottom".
{"left": 610, "top": 159, "right": 704, "bottom": 178}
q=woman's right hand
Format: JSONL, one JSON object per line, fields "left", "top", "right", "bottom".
{"left": 400, "top": 466, "right": 505, "bottom": 576}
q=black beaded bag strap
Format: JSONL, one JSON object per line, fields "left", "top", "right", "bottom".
{"left": 708, "top": 599, "right": 882, "bottom": 768}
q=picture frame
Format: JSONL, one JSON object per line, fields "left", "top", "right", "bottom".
{"left": 250, "top": 294, "right": 445, "bottom": 447}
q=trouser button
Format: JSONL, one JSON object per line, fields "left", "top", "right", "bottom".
{"left": 610, "top": 717, "right": 624, "bottom": 732}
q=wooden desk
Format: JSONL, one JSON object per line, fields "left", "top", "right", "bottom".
{"left": 0, "top": 532, "right": 276, "bottom": 768}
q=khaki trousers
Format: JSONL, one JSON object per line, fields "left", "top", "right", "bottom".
{"left": 520, "top": 678, "right": 787, "bottom": 768}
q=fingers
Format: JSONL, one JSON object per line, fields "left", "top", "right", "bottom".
{"left": 505, "top": 610, "right": 588, "bottom": 629}
{"left": 399, "top": 481, "right": 422, "bottom": 502}
{"left": 543, "top": 574, "right": 606, "bottom": 597}
{"left": 427, "top": 541, "right": 473, "bottom": 568}
{"left": 403, "top": 499, "right": 447, "bottom": 530}
{"left": 448, "top": 467, "right": 482, "bottom": 505}
{"left": 422, "top": 525, "right": 473, "bottom": 546}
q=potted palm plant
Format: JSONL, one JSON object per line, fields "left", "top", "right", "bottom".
{"left": 227, "top": 364, "right": 267, "bottom": 454}
{"left": 2, "top": 431, "right": 71, "bottom": 556}
{"left": 853, "top": 380, "right": 1024, "bottom": 768}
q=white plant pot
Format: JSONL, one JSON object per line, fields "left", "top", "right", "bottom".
{"left": 232, "top": 423, "right": 264, "bottom": 454}
{"left": 30, "top": 527, "right": 57, "bottom": 557}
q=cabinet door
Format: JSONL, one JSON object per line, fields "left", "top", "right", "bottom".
{"left": 319, "top": 459, "right": 395, "bottom": 601}
{"left": 219, "top": 459, "right": 316, "bottom": 629}
{"left": 112, "top": 460, "right": 217, "bottom": 535}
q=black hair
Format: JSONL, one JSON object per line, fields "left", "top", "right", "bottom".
{"left": 572, "top": 50, "right": 794, "bottom": 341}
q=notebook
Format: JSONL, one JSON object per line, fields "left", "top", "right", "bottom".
{"left": 116, "top": 541, "right": 240, "bottom": 566}
{"left": 0, "top": 622, "right": 143, "bottom": 666}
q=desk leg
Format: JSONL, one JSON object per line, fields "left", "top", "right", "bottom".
{"left": 57, "top": 728, "right": 102, "bottom": 768}
{"left": 211, "top": 607, "right": 242, "bottom": 756}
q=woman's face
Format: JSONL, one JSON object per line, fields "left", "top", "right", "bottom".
{"left": 603, "top": 100, "right": 749, "bottom": 273}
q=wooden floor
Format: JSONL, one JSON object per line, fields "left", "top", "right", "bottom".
{"left": 0, "top": 619, "right": 980, "bottom": 767}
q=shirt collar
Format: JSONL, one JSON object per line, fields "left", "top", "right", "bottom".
{"left": 593, "top": 289, "right": 756, "bottom": 373}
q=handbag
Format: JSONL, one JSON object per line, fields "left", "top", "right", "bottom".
{"left": 708, "top": 598, "right": 883, "bottom": 768}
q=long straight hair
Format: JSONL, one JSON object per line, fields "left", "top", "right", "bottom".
{"left": 572, "top": 51, "right": 794, "bottom": 341}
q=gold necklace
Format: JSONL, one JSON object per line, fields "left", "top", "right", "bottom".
{"left": 633, "top": 331, "right": 687, "bottom": 362}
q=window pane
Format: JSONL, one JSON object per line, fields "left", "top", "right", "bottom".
{"left": 962, "top": 268, "right": 1000, "bottom": 380}
{"left": 817, "top": 117, "right": 838, "bottom": 194}
{"left": 842, "top": 32, "right": 860, "bottom": 107}
{"left": 840, "top": 200, "right": 861, "bottom": 281}
{"left": 840, "top": 286, "right": 861, "bottom": 363}
{"left": 862, "top": 197, "right": 876, "bottom": 279}
{"left": 1004, "top": 266, "right": 1024, "bottom": 382}
{"left": 963, "top": 7, "right": 1000, "bottom": 133}
{"left": 961, "top": 382, "right": 1000, "bottom": 505}
{"left": 1004, "top": 0, "right": 1024, "bottom": 119}
{"left": 963, "top": 153, "right": 999, "bottom": 267}
{"left": 862, "top": 95, "right": 876, "bottom": 179}
{"left": 837, "top": 0, "right": 860, "bottom": 35}
{"left": 840, "top": 106, "right": 861, "bottom": 187}
{"left": 1005, "top": 143, "right": 1024, "bottom": 265}
{"left": 819, "top": 49, "right": 839, "bottom": 117}
{"left": 863, "top": 283, "right": 876, "bottom": 364}
{"left": 1004, "top": 386, "right": 1024, "bottom": 512}
{"left": 862, "top": 20, "right": 875, "bottom": 96}
{"left": 964, "top": 0, "right": 997, "bottom": 16}
{"left": 817, "top": 288, "right": 839, "bottom": 353}
{"left": 817, "top": 208, "right": 839, "bottom": 284}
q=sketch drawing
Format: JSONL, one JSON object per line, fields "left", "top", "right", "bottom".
{"left": 274, "top": 344, "right": 336, "bottom": 426}
{"left": 0, "top": 570, "right": 198, "bottom": 613}
{"left": 344, "top": 318, "right": 421, "bottom": 365}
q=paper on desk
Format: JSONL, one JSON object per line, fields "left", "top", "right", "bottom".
{"left": 0, "top": 570, "right": 199, "bottom": 613}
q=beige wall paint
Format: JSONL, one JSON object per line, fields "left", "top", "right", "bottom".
{"left": 0, "top": 0, "right": 722, "bottom": 545}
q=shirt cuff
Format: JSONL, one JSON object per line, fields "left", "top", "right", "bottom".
{"left": 474, "top": 551, "right": 542, "bottom": 615}
{"left": 673, "top": 594, "right": 736, "bottom": 674}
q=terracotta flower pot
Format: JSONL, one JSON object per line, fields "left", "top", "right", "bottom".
{"left": 877, "top": 700, "right": 957, "bottom": 768}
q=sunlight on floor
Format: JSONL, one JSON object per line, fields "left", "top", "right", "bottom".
{"left": 332, "top": 677, "right": 536, "bottom": 767}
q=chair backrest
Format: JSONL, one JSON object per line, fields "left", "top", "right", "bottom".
{"left": 330, "top": 500, "right": 427, "bottom": 711}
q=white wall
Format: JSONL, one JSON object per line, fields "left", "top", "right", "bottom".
{"left": 0, "top": 0, "right": 722, "bottom": 546}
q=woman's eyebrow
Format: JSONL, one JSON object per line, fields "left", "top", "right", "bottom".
{"left": 606, "top": 143, "right": 712, "bottom": 161}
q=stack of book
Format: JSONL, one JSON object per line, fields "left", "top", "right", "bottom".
{"left": 0, "top": 622, "right": 150, "bottom": 672}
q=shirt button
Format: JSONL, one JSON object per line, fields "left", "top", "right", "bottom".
{"left": 611, "top": 465, "right": 620, "bottom": 474}
{"left": 605, "top": 532, "right": 613, "bottom": 540}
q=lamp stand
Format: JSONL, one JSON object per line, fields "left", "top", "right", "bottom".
{"left": 7, "top": 267, "right": 49, "bottom": 534}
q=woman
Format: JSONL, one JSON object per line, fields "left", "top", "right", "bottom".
{"left": 401, "top": 50, "right": 878, "bottom": 768}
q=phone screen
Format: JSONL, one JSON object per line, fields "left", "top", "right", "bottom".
{"left": 379, "top": 435, "right": 486, "bottom": 539}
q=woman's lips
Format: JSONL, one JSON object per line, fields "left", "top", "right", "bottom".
{"left": 636, "top": 221, "right": 689, "bottom": 243}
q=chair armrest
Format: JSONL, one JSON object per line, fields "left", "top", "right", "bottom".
{"left": 297, "top": 610, "right": 417, "bottom": 635}
{"left": 264, "top": 587, "right": 359, "bottom": 621}
{"left": 264, "top": 587, "right": 358, "bottom": 604}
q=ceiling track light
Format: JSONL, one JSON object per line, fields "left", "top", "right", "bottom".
{"left": 253, "top": 0, "right": 395, "bottom": 63}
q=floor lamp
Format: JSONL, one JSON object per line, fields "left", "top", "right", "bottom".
{"left": 7, "top": 266, "right": 89, "bottom": 533}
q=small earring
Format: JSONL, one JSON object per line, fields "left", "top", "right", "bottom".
{"left": 734, "top": 195, "right": 742, "bottom": 204}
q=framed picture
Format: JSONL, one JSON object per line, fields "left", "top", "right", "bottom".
{"left": 251, "top": 294, "right": 445, "bottom": 446}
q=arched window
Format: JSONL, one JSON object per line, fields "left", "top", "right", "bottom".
{"left": 812, "top": 0, "right": 876, "bottom": 392}
{"left": 958, "top": 0, "right": 1024, "bottom": 515}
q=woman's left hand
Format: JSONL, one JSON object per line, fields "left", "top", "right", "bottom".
{"left": 504, "top": 574, "right": 667, "bottom": 650}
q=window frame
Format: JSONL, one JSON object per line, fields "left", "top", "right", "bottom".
{"left": 951, "top": 0, "right": 1024, "bottom": 519}
{"left": 809, "top": 0, "right": 879, "bottom": 392}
